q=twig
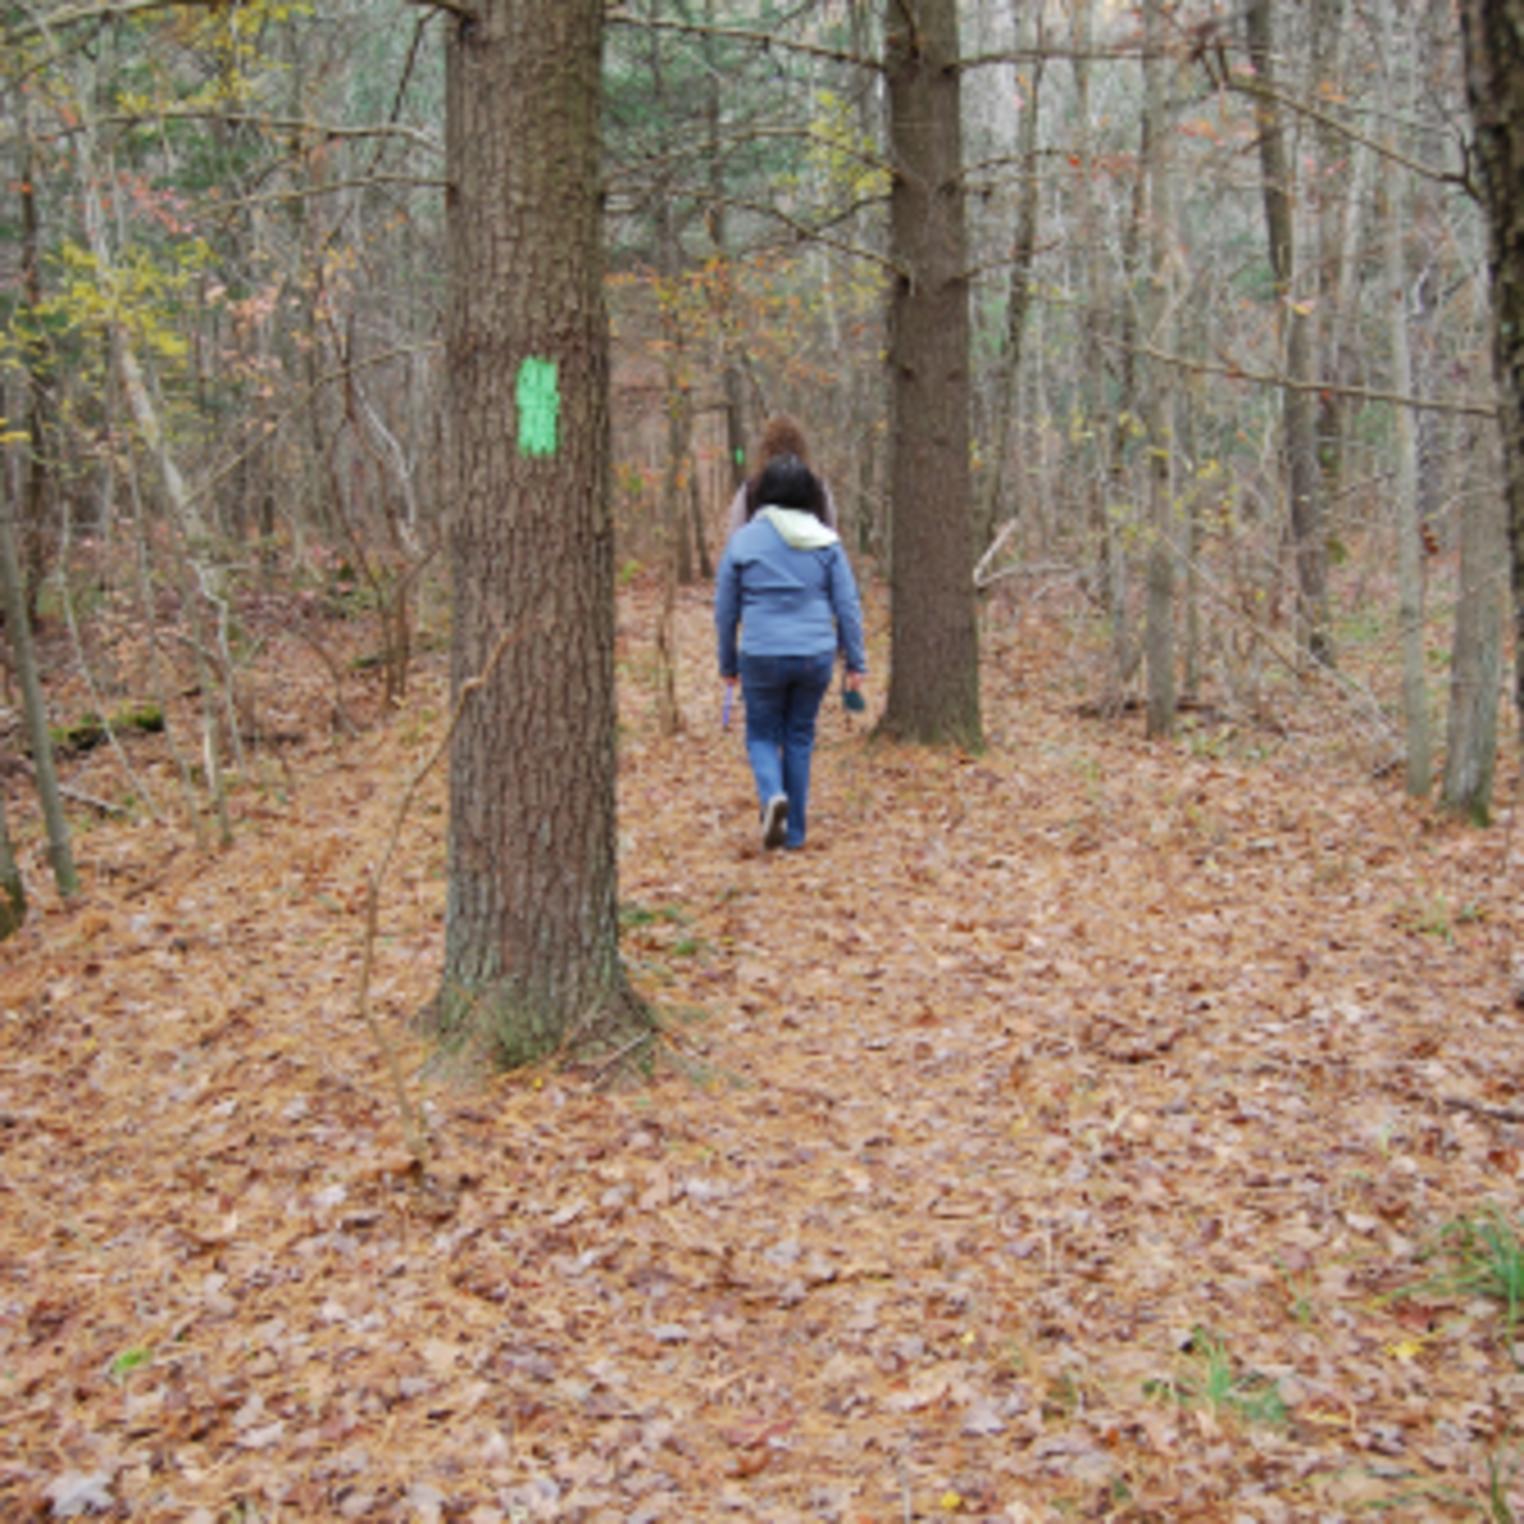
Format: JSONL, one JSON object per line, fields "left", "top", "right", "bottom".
{"left": 1112, "top": 336, "right": 1496, "bottom": 421}
{"left": 54, "top": 500, "right": 164, "bottom": 824}
{"left": 11, "top": 757, "right": 130, "bottom": 818}
{"left": 1157, "top": 527, "right": 1402, "bottom": 754}
{"left": 606, "top": 10, "right": 879, "bottom": 71}
{"left": 291, "top": 627, "right": 362, "bottom": 738}
{"left": 1444, "top": 1097, "right": 1524, "bottom": 1127}
{"left": 1222, "top": 66, "right": 1464, "bottom": 191}
{"left": 587, "top": 1028, "right": 657, "bottom": 1089}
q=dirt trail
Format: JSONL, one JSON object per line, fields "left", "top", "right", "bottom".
{"left": 3, "top": 586, "right": 1522, "bottom": 1520}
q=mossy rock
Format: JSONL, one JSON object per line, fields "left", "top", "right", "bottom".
{"left": 112, "top": 701, "right": 165, "bottom": 734}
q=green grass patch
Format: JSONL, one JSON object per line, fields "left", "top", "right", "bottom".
{"left": 109, "top": 1345, "right": 152, "bottom": 1380}
{"left": 1396, "top": 1207, "right": 1524, "bottom": 1354}
{"left": 1143, "top": 1326, "right": 1289, "bottom": 1426}
{"left": 619, "top": 900, "right": 690, "bottom": 929}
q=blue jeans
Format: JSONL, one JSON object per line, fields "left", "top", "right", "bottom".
{"left": 738, "top": 651, "right": 835, "bottom": 848}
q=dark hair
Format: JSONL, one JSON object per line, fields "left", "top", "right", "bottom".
{"left": 748, "top": 454, "right": 826, "bottom": 522}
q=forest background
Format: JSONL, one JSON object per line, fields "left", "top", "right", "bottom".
{"left": 3, "top": 0, "right": 1524, "bottom": 1520}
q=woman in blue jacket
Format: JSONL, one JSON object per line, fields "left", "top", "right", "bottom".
{"left": 715, "top": 454, "right": 867, "bottom": 851}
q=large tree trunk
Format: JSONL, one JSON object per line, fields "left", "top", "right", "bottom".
{"left": 1245, "top": 0, "right": 1332, "bottom": 667}
{"left": 1459, "top": 0, "right": 1524, "bottom": 740}
{"left": 438, "top": 0, "right": 644, "bottom": 1066}
{"left": 880, "top": 0, "right": 982, "bottom": 750}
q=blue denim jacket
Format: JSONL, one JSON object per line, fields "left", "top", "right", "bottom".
{"left": 715, "top": 511, "right": 867, "bottom": 679}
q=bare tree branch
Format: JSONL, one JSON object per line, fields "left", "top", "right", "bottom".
{"left": 608, "top": 123, "right": 892, "bottom": 185}
{"left": 209, "top": 175, "right": 449, "bottom": 217}
{"left": 64, "top": 110, "right": 444, "bottom": 157}
{"left": 1117, "top": 336, "right": 1497, "bottom": 420}
{"left": 607, "top": 8, "right": 880, "bottom": 71}
{"left": 3, "top": 0, "right": 219, "bottom": 47}
{"left": 956, "top": 42, "right": 1155, "bottom": 68}
{"left": 608, "top": 185, "right": 898, "bottom": 276}
{"left": 1224, "top": 66, "right": 1464, "bottom": 190}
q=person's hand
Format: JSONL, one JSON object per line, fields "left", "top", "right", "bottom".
{"left": 844, "top": 671, "right": 863, "bottom": 692}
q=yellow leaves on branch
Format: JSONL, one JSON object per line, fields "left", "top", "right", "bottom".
{"left": 159, "top": 0, "right": 313, "bottom": 50}
{"left": 805, "top": 89, "right": 890, "bottom": 206}
{"left": 39, "top": 236, "right": 214, "bottom": 365}
{"left": 110, "top": 0, "right": 316, "bottom": 118}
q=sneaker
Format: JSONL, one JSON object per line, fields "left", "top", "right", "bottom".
{"left": 761, "top": 794, "right": 788, "bottom": 850}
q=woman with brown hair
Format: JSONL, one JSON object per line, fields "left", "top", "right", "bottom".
{"left": 725, "top": 415, "right": 839, "bottom": 537}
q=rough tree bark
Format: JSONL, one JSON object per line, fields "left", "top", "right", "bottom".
{"left": 438, "top": 0, "right": 646, "bottom": 1065}
{"left": 1245, "top": 0, "right": 1332, "bottom": 667}
{"left": 880, "top": 0, "right": 982, "bottom": 750}
{"left": 1459, "top": 0, "right": 1524, "bottom": 742}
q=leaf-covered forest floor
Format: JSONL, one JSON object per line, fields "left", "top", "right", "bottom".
{"left": 3, "top": 572, "right": 1524, "bottom": 1522}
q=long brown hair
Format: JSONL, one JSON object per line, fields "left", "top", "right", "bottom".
{"left": 745, "top": 415, "right": 812, "bottom": 516}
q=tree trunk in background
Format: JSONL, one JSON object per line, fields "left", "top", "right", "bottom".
{"left": 693, "top": 0, "right": 747, "bottom": 549}
{"left": 1311, "top": 0, "right": 1350, "bottom": 496}
{"left": 0, "top": 780, "right": 24, "bottom": 940}
{"left": 19, "top": 103, "right": 52, "bottom": 624}
{"left": 1246, "top": 0, "right": 1332, "bottom": 667}
{"left": 657, "top": 287, "right": 697, "bottom": 589}
{"left": 0, "top": 473, "right": 77, "bottom": 901}
{"left": 439, "top": 0, "right": 645, "bottom": 1066}
{"left": 1459, "top": 0, "right": 1524, "bottom": 740}
{"left": 1070, "top": 0, "right": 1129, "bottom": 698}
{"left": 1380, "top": 1, "right": 1431, "bottom": 797}
{"left": 976, "top": 4, "right": 1044, "bottom": 553}
{"left": 1107, "top": 40, "right": 1148, "bottom": 704}
{"left": 1443, "top": 420, "right": 1505, "bottom": 821}
{"left": 880, "top": 0, "right": 982, "bottom": 750}
{"left": 1142, "top": 0, "right": 1175, "bottom": 739}
{"left": 648, "top": 16, "right": 697, "bottom": 589}
{"left": 702, "top": 0, "right": 747, "bottom": 502}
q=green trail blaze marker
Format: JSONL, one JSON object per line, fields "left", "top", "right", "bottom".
{"left": 516, "top": 356, "right": 560, "bottom": 458}
{"left": 733, "top": 447, "right": 745, "bottom": 465}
